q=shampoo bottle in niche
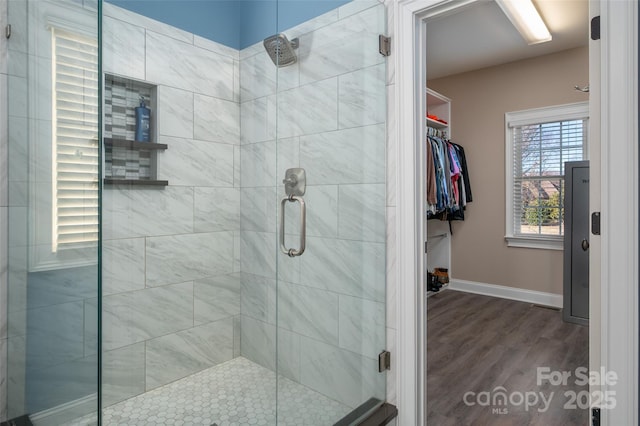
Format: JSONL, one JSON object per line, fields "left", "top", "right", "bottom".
{"left": 135, "top": 96, "right": 151, "bottom": 142}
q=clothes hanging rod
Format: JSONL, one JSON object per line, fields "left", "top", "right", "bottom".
{"left": 427, "top": 233, "right": 448, "bottom": 241}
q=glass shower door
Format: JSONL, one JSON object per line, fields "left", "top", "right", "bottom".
{"left": 5, "top": 0, "right": 100, "bottom": 424}
{"left": 274, "top": 1, "right": 388, "bottom": 423}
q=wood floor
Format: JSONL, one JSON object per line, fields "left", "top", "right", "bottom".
{"left": 427, "top": 290, "right": 589, "bottom": 426}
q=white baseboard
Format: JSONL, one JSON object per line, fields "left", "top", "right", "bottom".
{"left": 448, "top": 278, "right": 563, "bottom": 308}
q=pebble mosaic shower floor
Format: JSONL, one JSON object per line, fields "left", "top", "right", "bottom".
{"left": 72, "top": 357, "right": 351, "bottom": 426}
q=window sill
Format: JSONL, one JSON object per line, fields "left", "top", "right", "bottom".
{"left": 505, "top": 236, "right": 563, "bottom": 251}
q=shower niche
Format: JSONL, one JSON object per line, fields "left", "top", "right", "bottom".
{"left": 103, "top": 74, "right": 168, "bottom": 186}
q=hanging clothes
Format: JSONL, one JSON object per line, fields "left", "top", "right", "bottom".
{"left": 425, "top": 133, "right": 473, "bottom": 222}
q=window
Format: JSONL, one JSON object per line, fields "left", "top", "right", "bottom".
{"left": 51, "top": 27, "right": 99, "bottom": 252}
{"left": 505, "top": 102, "right": 588, "bottom": 250}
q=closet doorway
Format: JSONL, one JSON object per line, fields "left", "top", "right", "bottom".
{"left": 422, "top": 1, "right": 592, "bottom": 424}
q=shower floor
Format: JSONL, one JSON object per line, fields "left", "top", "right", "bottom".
{"left": 72, "top": 357, "right": 351, "bottom": 426}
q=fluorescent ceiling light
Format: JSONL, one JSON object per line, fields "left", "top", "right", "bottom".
{"left": 495, "top": 0, "right": 552, "bottom": 45}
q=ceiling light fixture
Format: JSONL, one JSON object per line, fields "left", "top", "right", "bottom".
{"left": 495, "top": 0, "right": 552, "bottom": 45}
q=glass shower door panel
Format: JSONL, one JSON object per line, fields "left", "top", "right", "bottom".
{"left": 275, "top": 1, "right": 388, "bottom": 423}
{"left": 5, "top": 0, "right": 100, "bottom": 424}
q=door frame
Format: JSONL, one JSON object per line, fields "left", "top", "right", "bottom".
{"left": 392, "top": 0, "right": 638, "bottom": 424}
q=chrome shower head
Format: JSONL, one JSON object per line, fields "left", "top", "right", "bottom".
{"left": 263, "top": 34, "right": 299, "bottom": 67}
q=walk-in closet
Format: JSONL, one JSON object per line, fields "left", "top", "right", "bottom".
{"left": 422, "top": 1, "right": 591, "bottom": 424}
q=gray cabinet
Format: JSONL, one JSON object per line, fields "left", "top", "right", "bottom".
{"left": 563, "top": 161, "right": 589, "bottom": 325}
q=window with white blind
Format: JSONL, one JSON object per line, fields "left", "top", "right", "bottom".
{"left": 505, "top": 102, "right": 589, "bottom": 250}
{"left": 51, "top": 27, "right": 99, "bottom": 252}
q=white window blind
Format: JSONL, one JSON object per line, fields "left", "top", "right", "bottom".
{"left": 505, "top": 102, "right": 588, "bottom": 249}
{"left": 51, "top": 27, "right": 99, "bottom": 252}
{"left": 512, "top": 119, "right": 586, "bottom": 237}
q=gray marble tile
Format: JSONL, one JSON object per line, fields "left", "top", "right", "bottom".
{"left": 0, "top": 338, "right": 6, "bottom": 421}
{"left": 240, "top": 315, "right": 275, "bottom": 371}
{"left": 7, "top": 117, "right": 27, "bottom": 183}
{"left": 300, "top": 124, "right": 385, "bottom": 185}
{"left": 338, "top": 63, "right": 386, "bottom": 129}
{"left": 26, "top": 354, "right": 98, "bottom": 414}
{"left": 102, "top": 282, "right": 193, "bottom": 351}
{"left": 277, "top": 328, "right": 301, "bottom": 382}
{"left": 338, "top": 184, "right": 386, "bottom": 242}
{"left": 103, "top": 186, "right": 194, "bottom": 240}
{"left": 234, "top": 144, "right": 241, "bottom": 188}
{"left": 305, "top": 185, "right": 338, "bottom": 238}
{"left": 7, "top": 50, "right": 27, "bottom": 79}
{"left": 146, "top": 232, "right": 233, "bottom": 287}
{"left": 338, "top": 295, "right": 385, "bottom": 358}
{"left": 146, "top": 319, "right": 233, "bottom": 390}
{"left": 277, "top": 246, "right": 301, "bottom": 285}
{"left": 103, "top": 16, "right": 145, "bottom": 80}
{"left": 234, "top": 231, "right": 241, "bottom": 273}
{"left": 102, "top": 238, "right": 145, "bottom": 296}
{"left": 300, "top": 336, "right": 385, "bottom": 408}
{"left": 233, "top": 315, "right": 241, "bottom": 357}
{"left": 8, "top": 181, "right": 26, "bottom": 207}
{"left": 276, "top": 78, "right": 338, "bottom": 139}
{"left": 103, "top": 343, "right": 145, "bottom": 407}
{"left": 240, "top": 52, "right": 276, "bottom": 102}
{"left": 0, "top": 76, "right": 6, "bottom": 208}
{"left": 233, "top": 59, "right": 240, "bottom": 103}
{"left": 240, "top": 231, "right": 276, "bottom": 279}
{"left": 300, "top": 237, "right": 385, "bottom": 302}
{"left": 240, "top": 186, "right": 277, "bottom": 233}
{"left": 84, "top": 298, "right": 97, "bottom": 356}
{"left": 194, "top": 35, "right": 239, "bottom": 60}
{"left": 386, "top": 84, "right": 397, "bottom": 207}
{"left": 104, "top": 3, "right": 193, "bottom": 44}
{"left": 6, "top": 0, "right": 26, "bottom": 55}
{"left": 278, "top": 282, "right": 338, "bottom": 345}
{"left": 240, "top": 272, "right": 275, "bottom": 324}
{"left": 193, "top": 94, "right": 240, "bottom": 145}
{"left": 27, "top": 266, "right": 97, "bottom": 309}
{"left": 7, "top": 246, "right": 26, "bottom": 314}
{"left": 298, "top": 5, "right": 385, "bottom": 86}
{"left": 156, "top": 136, "right": 234, "bottom": 187}
{"left": 7, "top": 334, "right": 25, "bottom": 418}
{"left": 146, "top": 31, "right": 234, "bottom": 100}
{"left": 277, "top": 136, "right": 300, "bottom": 169}
{"left": 240, "top": 141, "right": 276, "bottom": 187}
{"left": 8, "top": 75, "right": 26, "bottom": 118}
{"left": 239, "top": 41, "right": 263, "bottom": 61}
{"left": 0, "top": 207, "right": 6, "bottom": 340}
{"left": 240, "top": 96, "right": 276, "bottom": 144}
{"left": 7, "top": 206, "right": 25, "bottom": 249}
{"left": 26, "top": 301, "right": 85, "bottom": 370}
{"left": 157, "top": 85, "right": 194, "bottom": 139}
{"left": 194, "top": 187, "right": 240, "bottom": 232}
{"left": 386, "top": 207, "right": 397, "bottom": 330}
{"left": 194, "top": 273, "right": 241, "bottom": 325}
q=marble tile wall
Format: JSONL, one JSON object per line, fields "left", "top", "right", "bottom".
{"left": 239, "top": 0, "right": 388, "bottom": 410}
{"left": 0, "top": 0, "right": 7, "bottom": 420}
{"left": 100, "top": 2, "right": 241, "bottom": 406}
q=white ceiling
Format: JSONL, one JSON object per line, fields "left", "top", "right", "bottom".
{"left": 426, "top": 0, "right": 589, "bottom": 79}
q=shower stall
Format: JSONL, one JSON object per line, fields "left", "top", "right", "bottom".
{"left": 2, "top": 0, "right": 388, "bottom": 424}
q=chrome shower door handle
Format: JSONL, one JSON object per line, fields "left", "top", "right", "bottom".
{"left": 280, "top": 195, "right": 306, "bottom": 257}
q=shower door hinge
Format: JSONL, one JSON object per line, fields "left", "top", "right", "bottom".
{"left": 379, "top": 35, "right": 391, "bottom": 57}
{"left": 378, "top": 350, "right": 391, "bottom": 372}
{"left": 5, "top": 24, "right": 11, "bottom": 39}
{"left": 591, "top": 16, "right": 600, "bottom": 41}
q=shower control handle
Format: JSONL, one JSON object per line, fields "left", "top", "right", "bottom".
{"left": 280, "top": 195, "right": 306, "bottom": 257}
